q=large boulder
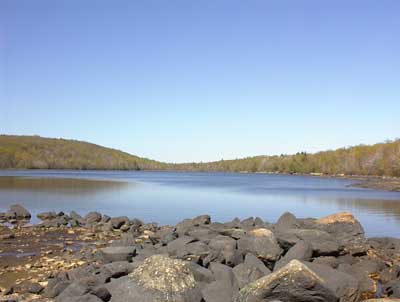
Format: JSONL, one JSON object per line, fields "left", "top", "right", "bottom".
{"left": 107, "top": 255, "right": 202, "bottom": 302}
{"left": 202, "top": 263, "right": 239, "bottom": 302}
{"left": 235, "top": 260, "right": 360, "bottom": 302}
{"left": 274, "top": 240, "right": 313, "bottom": 271}
{"left": 315, "top": 212, "right": 368, "bottom": 255}
{"left": 237, "top": 228, "right": 282, "bottom": 265}
{"left": 276, "top": 228, "right": 341, "bottom": 256}
{"left": 175, "top": 215, "right": 211, "bottom": 235}
{"left": 99, "top": 246, "right": 136, "bottom": 263}
{"left": 207, "top": 235, "right": 241, "bottom": 266}
{"left": 233, "top": 254, "right": 271, "bottom": 289}
{"left": 274, "top": 212, "right": 298, "bottom": 232}
{"left": 167, "top": 236, "right": 196, "bottom": 256}
{"left": 110, "top": 216, "right": 130, "bottom": 229}
{"left": 84, "top": 212, "right": 102, "bottom": 225}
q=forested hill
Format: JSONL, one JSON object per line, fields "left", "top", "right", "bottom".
{"left": 0, "top": 135, "right": 167, "bottom": 170}
{"left": 0, "top": 135, "right": 399, "bottom": 177}
{"left": 173, "top": 139, "right": 400, "bottom": 177}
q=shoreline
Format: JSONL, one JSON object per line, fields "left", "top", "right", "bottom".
{"left": 1, "top": 205, "right": 400, "bottom": 301}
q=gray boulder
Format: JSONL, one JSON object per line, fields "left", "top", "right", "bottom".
{"left": 276, "top": 228, "right": 341, "bottom": 256}
{"left": 85, "top": 212, "right": 102, "bottom": 224}
{"left": 237, "top": 228, "right": 282, "bottom": 265}
{"left": 315, "top": 212, "right": 368, "bottom": 255}
{"left": 202, "top": 263, "right": 239, "bottom": 302}
{"left": 99, "top": 246, "right": 136, "bottom": 263}
{"left": 9, "top": 204, "right": 31, "bottom": 219}
{"left": 233, "top": 254, "right": 271, "bottom": 288}
{"left": 274, "top": 240, "right": 313, "bottom": 271}
{"left": 110, "top": 216, "right": 130, "bottom": 229}
{"left": 235, "top": 260, "right": 360, "bottom": 302}
{"left": 274, "top": 212, "right": 298, "bottom": 232}
{"left": 107, "top": 255, "right": 202, "bottom": 302}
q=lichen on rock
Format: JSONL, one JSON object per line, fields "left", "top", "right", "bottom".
{"left": 129, "top": 255, "right": 196, "bottom": 294}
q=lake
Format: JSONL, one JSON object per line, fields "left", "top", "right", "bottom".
{"left": 0, "top": 170, "right": 400, "bottom": 237}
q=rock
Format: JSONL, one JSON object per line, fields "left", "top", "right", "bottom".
{"left": 380, "top": 265, "right": 400, "bottom": 284}
{"left": 220, "top": 228, "right": 247, "bottom": 240}
{"left": 235, "top": 260, "right": 360, "bottom": 302}
{"left": 5, "top": 210, "right": 16, "bottom": 220}
{"left": 237, "top": 229, "right": 282, "bottom": 265}
{"left": 70, "top": 210, "right": 83, "bottom": 220}
{"left": 110, "top": 216, "right": 129, "bottom": 229}
{"left": 44, "top": 280, "right": 71, "bottom": 298}
{"left": 70, "top": 211, "right": 85, "bottom": 226}
{"left": 316, "top": 212, "right": 368, "bottom": 255}
{"left": 233, "top": 254, "right": 271, "bottom": 288}
{"left": 167, "top": 236, "right": 196, "bottom": 256}
{"left": 59, "top": 294, "right": 104, "bottom": 302}
{"left": 92, "top": 287, "right": 111, "bottom": 302}
{"left": 188, "top": 227, "right": 218, "bottom": 242}
{"left": 9, "top": 204, "right": 31, "bottom": 219}
{"left": 56, "top": 282, "right": 90, "bottom": 301}
{"left": 99, "top": 246, "right": 136, "bottom": 263}
{"left": 277, "top": 228, "right": 341, "bottom": 256}
{"left": 12, "top": 281, "right": 43, "bottom": 294}
{"left": 111, "top": 233, "right": 136, "bottom": 247}
{"left": 202, "top": 280, "right": 237, "bottom": 302}
{"left": 175, "top": 215, "right": 211, "bottom": 235}
{"left": 84, "top": 212, "right": 102, "bottom": 224}
{"left": 384, "top": 278, "right": 400, "bottom": 298}
{"left": 275, "top": 212, "right": 298, "bottom": 231}
{"left": 274, "top": 240, "right": 313, "bottom": 271}
{"left": 207, "top": 235, "right": 241, "bottom": 266}
{"left": 102, "top": 215, "right": 111, "bottom": 223}
{"left": 37, "top": 211, "right": 58, "bottom": 220}
{"left": 103, "top": 261, "right": 135, "bottom": 278}
{"left": 107, "top": 255, "right": 202, "bottom": 302}
{"left": 368, "top": 237, "right": 400, "bottom": 260}
{"left": 209, "top": 262, "right": 239, "bottom": 288}
{"left": 202, "top": 263, "right": 239, "bottom": 302}
{"left": 312, "top": 256, "right": 338, "bottom": 268}
{"left": 189, "top": 262, "right": 215, "bottom": 284}
{"left": 177, "top": 241, "right": 210, "bottom": 260}
{"left": 241, "top": 217, "right": 256, "bottom": 228}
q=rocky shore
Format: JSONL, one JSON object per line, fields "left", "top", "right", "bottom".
{"left": 1, "top": 205, "right": 400, "bottom": 302}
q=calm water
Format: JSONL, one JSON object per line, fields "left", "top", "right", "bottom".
{"left": 0, "top": 170, "right": 400, "bottom": 237}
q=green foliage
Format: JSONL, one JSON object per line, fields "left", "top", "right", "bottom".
{"left": 0, "top": 135, "right": 399, "bottom": 177}
{"left": 0, "top": 135, "right": 167, "bottom": 170}
{"left": 171, "top": 140, "right": 400, "bottom": 177}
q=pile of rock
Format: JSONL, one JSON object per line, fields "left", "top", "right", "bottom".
{"left": 0, "top": 204, "right": 31, "bottom": 223}
{"left": 30, "top": 211, "right": 400, "bottom": 302}
{"left": 35, "top": 210, "right": 139, "bottom": 232}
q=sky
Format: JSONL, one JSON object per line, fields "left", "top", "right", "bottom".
{"left": 1, "top": 1, "right": 399, "bottom": 163}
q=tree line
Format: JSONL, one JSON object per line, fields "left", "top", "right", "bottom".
{"left": 0, "top": 135, "right": 399, "bottom": 177}
{"left": 172, "top": 139, "right": 400, "bottom": 177}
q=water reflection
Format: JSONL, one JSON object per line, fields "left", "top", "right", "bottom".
{"left": 0, "top": 177, "right": 131, "bottom": 195}
{"left": 0, "top": 171, "right": 399, "bottom": 237}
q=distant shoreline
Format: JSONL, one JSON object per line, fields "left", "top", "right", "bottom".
{"left": 0, "top": 168, "right": 399, "bottom": 192}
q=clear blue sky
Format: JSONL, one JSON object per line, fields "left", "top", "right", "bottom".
{"left": 1, "top": 1, "right": 399, "bottom": 163}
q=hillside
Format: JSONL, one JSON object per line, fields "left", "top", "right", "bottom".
{"left": 174, "top": 139, "right": 400, "bottom": 177}
{"left": 0, "top": 135, "right": 399, "bottom": 177}
{"left": 0, "top": 135, "right": 167, "bottom": 170}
